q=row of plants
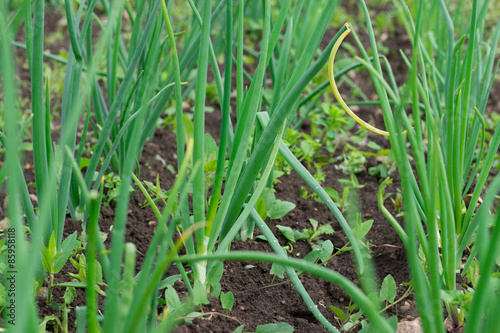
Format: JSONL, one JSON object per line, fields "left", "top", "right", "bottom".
{"left": 0, "top": 0, "right": 499, "bottom": 332}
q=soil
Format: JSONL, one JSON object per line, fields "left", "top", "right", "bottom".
{"left": 2, "top": 2, "right": 499, "bottom": 333}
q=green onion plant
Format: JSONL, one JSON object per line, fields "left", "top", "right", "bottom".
{"left": 329, "top": 0, "right": 500, "bottom": 331}
{"left": 0, "top": 1, "right": 376, "bottom": 332}
{"left": 6, "top": 0, "right": 500, "bottom": 332}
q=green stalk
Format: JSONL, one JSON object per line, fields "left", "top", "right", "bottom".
{"left": 84, "top": 0, "right": 161, "bottom": 189}
{"left": 427, "top": 135, "right": 446, "bottom": 329}
{"left": 102, "top": 3, "right": 163, "bottom": 331}
{"left": 161, "top": 0, "right": 196, "bottom": 260}
{"left": 207, "top": 0, "right": 272, "bottom": 252}
{"left": 140, "top": 1, "right": 226, "bottom": 148}
{"left": 191, "top": 0, "right": 212, "bottom": 283}
{"left": 269, "top": 16, "right": 293, "bottom": 117}
{"left": 86, "top": 191, "right": 100, "bottom": 333}
{"left": 218, "top": 23, "right": 350, "bottom": 252}
{"left": 187, "top": 0, "right": 226, "bottom": 127}
{"left": 217, "top": 120, "right": 285, "bottom": 251}
{"left": 377, "top": 178, "right": 408, "bottom": 245}
{"left": 0, "top": 3, "right": 39, "bottom": 331}
{"left": 206, "top": 0, "right": 233, "bottom": 231}
{"left": 236, "top": 0, "right": 244, "bottom": 118}
{"left": 56, "top": 0, "right": 85, "bottom": 245}
{"left": 463, "top": 21, "right": 500, "bottom": 184}
{"left": 24, "top": 0, "right": 33, "bottom": 72}
{"left": 463, "top": 176, "right": 500, "bottom": 332}
{"left": 31, "top": 0, "right": 52, "bottom": 241}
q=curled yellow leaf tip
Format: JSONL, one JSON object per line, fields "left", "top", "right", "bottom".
{"left": 328, "top": 23, "right": 390, "bottom": 137}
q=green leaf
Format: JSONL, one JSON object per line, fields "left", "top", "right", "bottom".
{"left": 380, "top": 274, "right": 397, "bottom": 304}
{"left": 65, "top": 273, "right": 82, "bottom": 281}
{"left": 261, "top": 188, "right": 276, "bottom": 209}
{"left": 39, "top": 316, "right": 62, "bottom": 332}
{"left": 255, "top": 322, "right": 294, "bottom": 333}
{"left": 269, "top": 199, "right": 295, "bottom": 219}
{"left": 63, "top": 286, "right": 77, "bottom": 305}
{"left": 53, "top": 282, "right": 87, "bottom": 288}
{"left": 319, "top": 240, "right": 334, "bottom": 263}
{"left": 315, "top": 224, "right": 334, "bottom": 237}
{"left": 276, "top": 225, "right": 296, "bottom": 242}
{"left": 192, "top": 280, "right": 209, "bottom": 306}
{"left": 368, "top": 164, "right": 388, "bottom": 178}
{"left": 232, "top": 325, "right": 245, "bottom": 333}
{"left": 182, "top": 114, "right": 193, "bottom": 143}
{"left": 165, "top": 286, "right": 181, "bottom": 312}
{"left": 77, "top": 255, "right": 87, "bottom": 281}
{"left": 184, "top": 312, "right": 202, "bottom": 324}
{"left": 204, "top": 159, "right": 218, "bottom": 172}
{"left": 367, "top": 141, "right": 382, "bottom": 150}
{"left": 466, "top": 260, "right": 479, "bottom": 288}
{"left": 41, "top": 245, "right": 52, "bottom": 273}
{"left": 54, "top": 232, "right": 77, "bottom": 273}
{"left": 353, "top": 219, "right": 374, "bottom": 240}
{"left": 79, "top": 157, "right": 90, "bottom": 169}
{"left": 48, "top": 232, "right": 57, "bottom": 265}
{"left": 440, "top": 290, "right": 462, "bottom": 303}
{"left": 204, "top": 133, "right": 218, "bottom": 161}
{"left": 329, "top": 306, "right": 346, "bottom": 321}
{"left": 303, "top": 248, "right": 322, "bottom": 263}
{"left": 220, "top": 291, "right": 234, "bottom": 311}
{"left": 207, "top": 261, "right": 224, "bottom": 285}
{"left": 367, "top": 291, "right": 380, "bottom": 306}
{"left": 300, "top": 140, "right": 315, "bottom": 157}
{"left": 0, "top": 283, "right": 6, "bottom": 307}
{"left": 309, "top": 219, "right": 318, "bottom": 231}
{"left": 349, "top": 135, "right": 364, "bottom": 143}
{"left": 210, "top": 282, "right": 221, "bottom": 299}
{"left": 158, "top": 275, "right": 181, "bottom": 289}
{"left": 270, "top": 263, "right": 285, "bottom": 278}
{"left": 256, "top": 198, "right": 267, "bottom": 221}
{"left": 324, "top": 187, "right": 340, "bottom": 202}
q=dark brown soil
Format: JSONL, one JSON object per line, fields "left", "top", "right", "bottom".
{"left": 29, "top": 115, "right": 417, "bottom": 333}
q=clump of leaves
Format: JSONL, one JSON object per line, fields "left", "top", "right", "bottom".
{"left": 255, "top": 188, "right": 296, "bottom": 221}
{"left": 310, "top": 103, "right": 354, "bottom": 151}
{"left": 277, "top": 128, "right": 322, "bottom": 173}
{"left": 277, "top": 218, "right": 334, "bottom": 248}
{"left": 103, "top": 172, "right": 134, "bottom": 205}
{"left": 40, "top": 231, "right": 77, "bottom": 304}
{"left": 330, "top": 275, "right": 399, "bottom": 332}
{"left": 39, "top": 286, "right": 77, "bottom": 333}
{"left": 337, "top": 149, "right": 367, "bottom": 175}
{"left": 330, "top": 301, "right": 364, "bottom": 332}
{"left": 141, "top": 174, "right": 179, "bottom": 213}
{"left": 67, "top": 253, "right": 106, "bottom": 296}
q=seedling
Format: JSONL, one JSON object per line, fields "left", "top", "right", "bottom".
{"left": 103, "top": 173, "right": 134, "bottom": 206}
{"left": 40, "top": 231, "right": 77, "bottom": 304}
{"left": 379, "top": 274, "right": 397, "bottom": 309}
{"left": 256, "top": 188, "right": 296, "bottom": 222}
{"left": 330, "top": 301, "right": 364, "bottom": 332}
{"left": 220, "top": 291, "right": 234, "bottom": 315}
{"left": 67, "top": 254, "right": 106, "bottom": 297}
{"left": 277, "top": 219, "right": 334, "bottom": 249}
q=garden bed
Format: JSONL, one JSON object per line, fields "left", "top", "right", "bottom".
{"left": 1, "top": 1, "right": 500, "bottom": 333}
